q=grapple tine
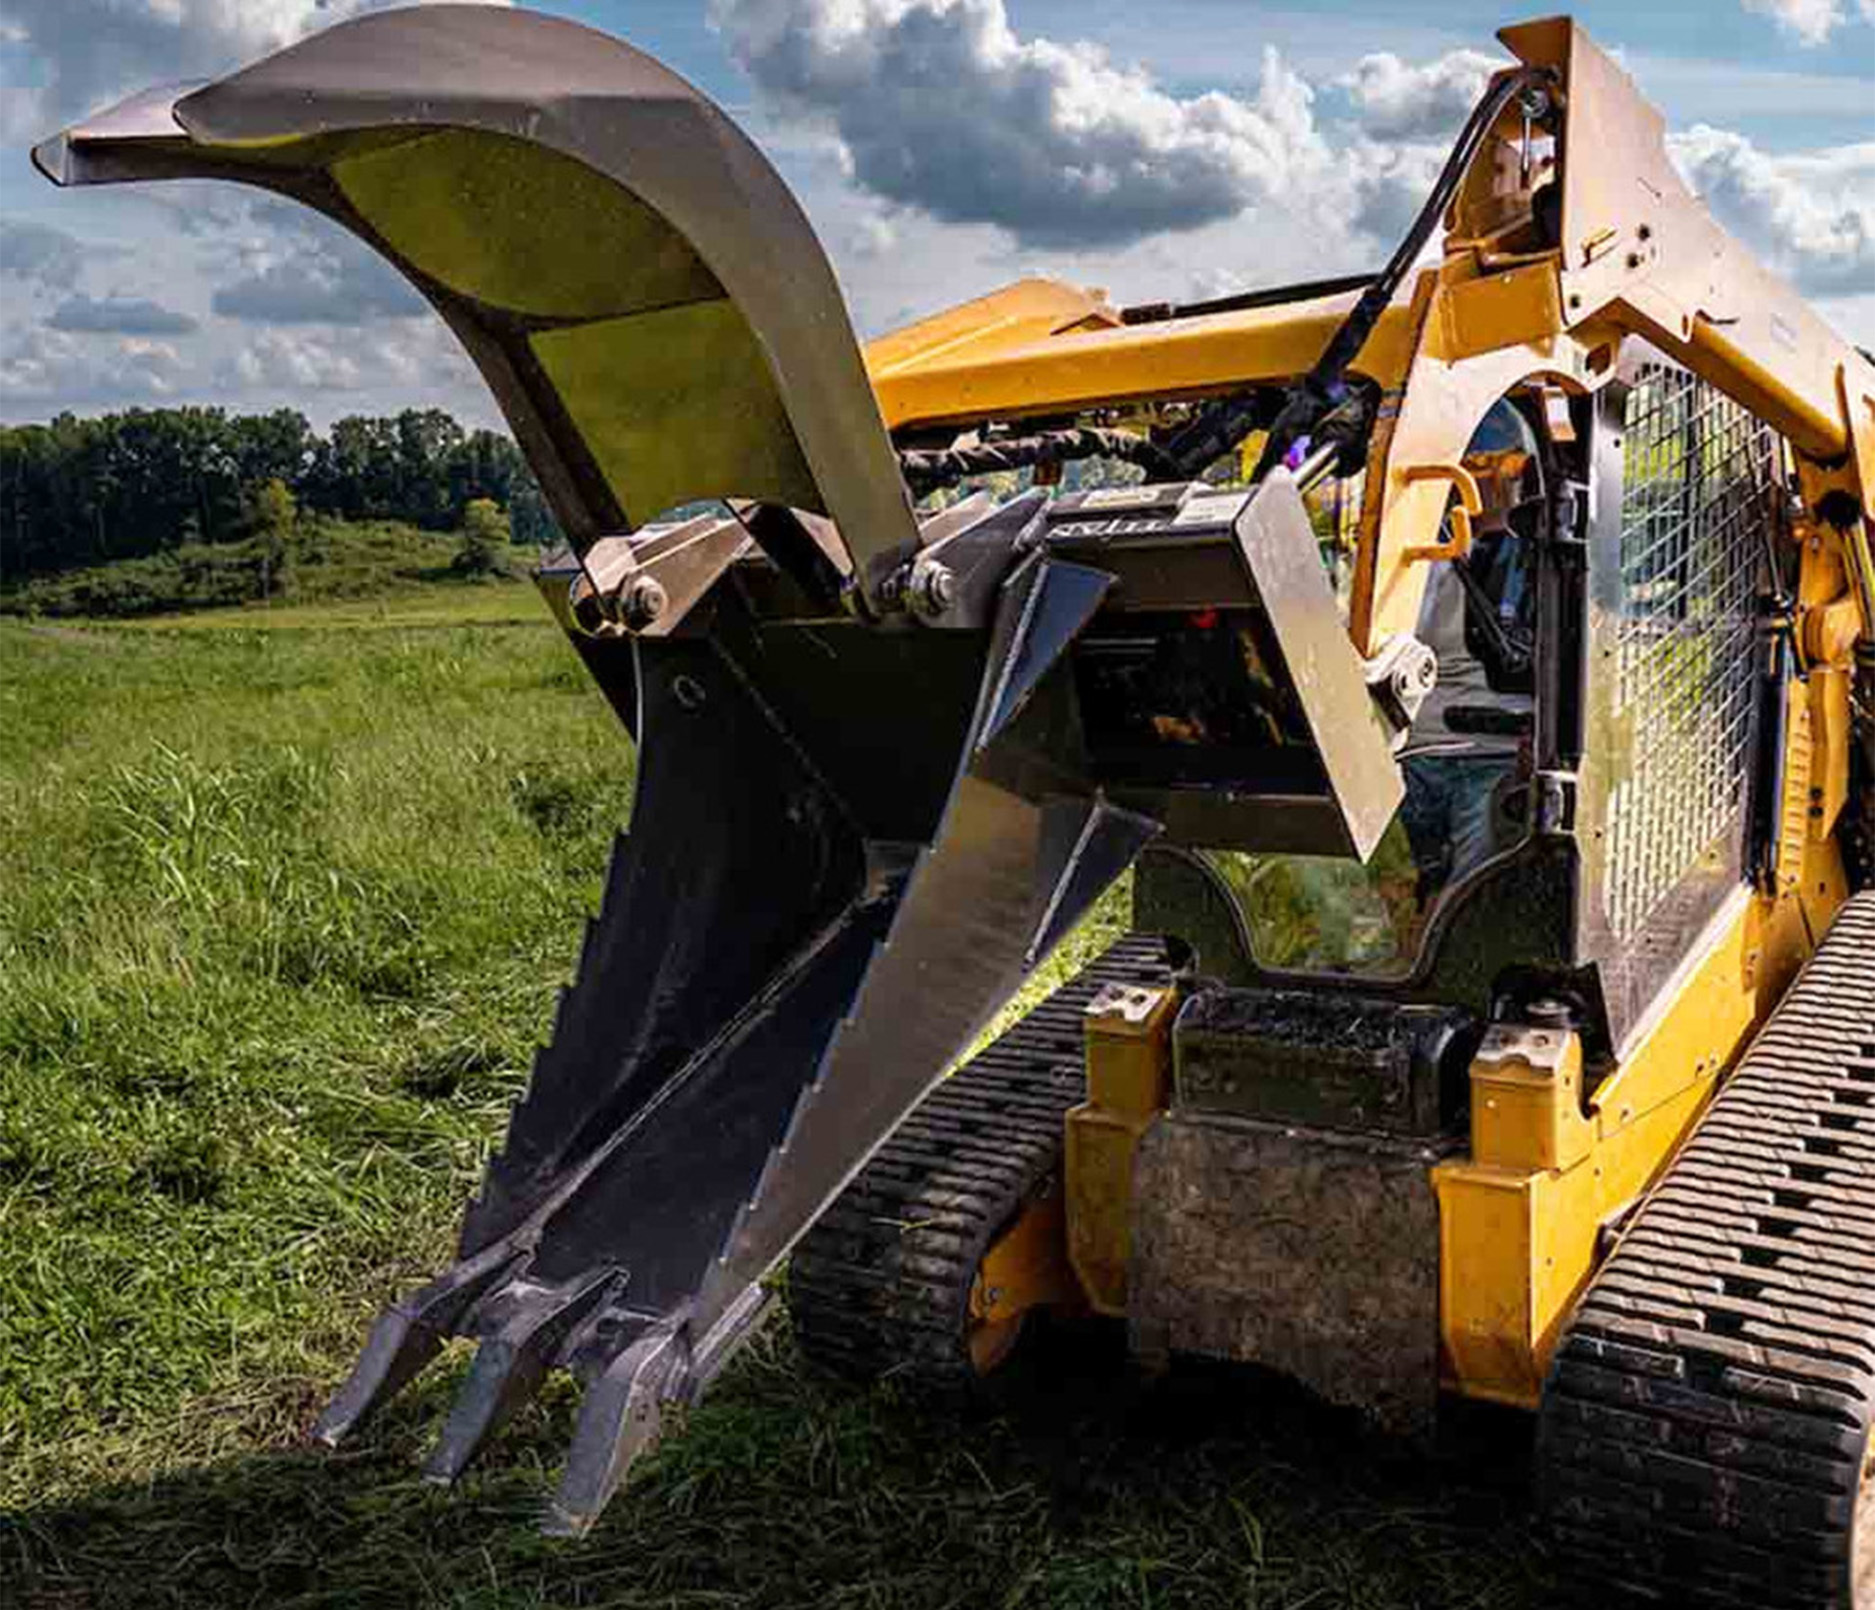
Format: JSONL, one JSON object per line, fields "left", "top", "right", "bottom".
{"left": 311, "top": 1244, "right": 527, "bottom": 1447}
{"left": 542, "top": 1323, "right": 690, "bottom": 1539}
{"left": 310, "top": 1312, "right": 444, "bottom": 1451}
{"left": 421, "top": 1272, "right": 617, "bottom": 1485}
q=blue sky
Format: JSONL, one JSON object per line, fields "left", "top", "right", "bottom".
{"left": 0, "top": 0, "right": 1871, "bottom": 426}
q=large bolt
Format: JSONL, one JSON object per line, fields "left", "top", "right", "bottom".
{"left": 617, "top": 574, "right": 669, "bottom": 631}
{"left": 1525, "top": 997, "right": 1575, "bottom": 1028}
{"left": 909, "top": 560, "right": 958, "bottom": 620}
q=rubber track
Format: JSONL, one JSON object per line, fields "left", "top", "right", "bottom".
{"left": 790, "top": 935, "right": 1171, "bottom": 1392}
{"left": 1540, "top": 893, "right": 1875, "bottom": 1609}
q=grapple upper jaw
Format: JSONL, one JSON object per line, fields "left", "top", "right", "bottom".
{"left": 32, "top": 3, "right": 920, "bottom": 605}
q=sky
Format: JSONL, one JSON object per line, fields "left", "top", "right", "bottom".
{"left": 0, "top": 0, "right": 1871, "bottom": 428}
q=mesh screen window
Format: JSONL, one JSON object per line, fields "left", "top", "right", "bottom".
{"left": 1604, "top": 365, "right": 1781, "bottom": 944}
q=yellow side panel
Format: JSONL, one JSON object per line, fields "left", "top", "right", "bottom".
{"left": 1064, "top": 1110, "right": 1153, "bottom": 1317}
{"left": 1436, "top": 1166, "right": 1544, "bottom": 1405}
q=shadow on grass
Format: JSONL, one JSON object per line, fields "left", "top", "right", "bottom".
{"left": 5, "top": 1320, "right": 1567, "bottom": 1610}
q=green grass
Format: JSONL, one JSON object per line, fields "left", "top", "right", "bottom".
{"left": 128, "top": 576, "right": 550, "bottom": 631}
{"left": 0, "top": 596, "right": 1561, "bottom": 1610}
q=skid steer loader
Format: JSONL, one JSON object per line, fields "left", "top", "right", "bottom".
{"left": 35, "top": 8, "right": 1875, "bottom": 1603}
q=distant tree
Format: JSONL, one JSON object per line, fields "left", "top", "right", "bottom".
{"left": 455, "top": 497, "right": 511, "bottom": 577}
{"left": 250, "top": 477, "right": 298, "bottom": 599}
{"left": 228, "top": 409, "right": 315, "bottom": 492}
{"left": 0, "top": 403, "right": 561, "bottom": 589}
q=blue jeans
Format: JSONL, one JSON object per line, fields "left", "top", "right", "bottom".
{"left": 1399, "top": 753, "right": 1512, "bottom": 893}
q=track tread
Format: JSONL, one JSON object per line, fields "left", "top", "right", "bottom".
{"left": 1540, "top": 894, "right": 1875, "bottom": 1608}
{"left": 790, "top": 935, "right": 1169, "bottom": 1392}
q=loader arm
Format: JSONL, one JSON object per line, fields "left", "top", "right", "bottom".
{"left": 859, "top": 20, "right": 1875, "bottom": 652}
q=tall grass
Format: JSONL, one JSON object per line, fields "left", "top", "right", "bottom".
{"left": 1, "top": 610, "right": 1555, "bottom": 1610}
{"left": 0, "top": 616, "right": 632, "bottom": 1499}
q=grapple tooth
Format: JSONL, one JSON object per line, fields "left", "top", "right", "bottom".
{"left": 421, "top": 1272, "right": 617, "bottom": 1485}
{"left": 542, "top": 1323, "right": 691, "bottom": 1539}
{"left": 976, "top": 558, "right": 1114, "bottom": 751}
{"left": 312, "top": 1244, "right": 527, "bottom": 1447}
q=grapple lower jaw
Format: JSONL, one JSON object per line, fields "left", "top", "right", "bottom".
{"left": 313, "top": 522, "right": 1153, "bottom": 1529}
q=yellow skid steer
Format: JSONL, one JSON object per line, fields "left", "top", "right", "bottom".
{"left": 35, "top": 9, "right": 1875, "bottom": 1603}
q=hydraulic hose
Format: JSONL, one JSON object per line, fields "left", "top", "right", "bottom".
{"left": 1213, "top": 64, "right": 1554, "bottom": 484}
{"left": 898, "top": 427, "right": 1182, "bottom": 497}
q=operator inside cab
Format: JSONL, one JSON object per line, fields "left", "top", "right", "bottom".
{"left": 1398, "top": 399, "right": 1541, "bottom": 895}
{"left": 1206, "top": 397, "right": 1545, "bottom": 979}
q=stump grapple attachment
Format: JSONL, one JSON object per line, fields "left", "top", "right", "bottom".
{"left": 35, "top": 4, "right": 1402, "bottom": 1530}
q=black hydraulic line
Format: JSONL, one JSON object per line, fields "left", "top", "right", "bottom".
{"left": 1156, "top": 389, "right": 1283, "bottom": 483}
{"left": 1747, "top": 613, "right": 1794, "bottom": 893}
{"left": 1204, "top": 64, "right": 1554, "bottom": 486}
{"left": 1157, "top": 383, "right": 1375, "bottom": 491}
{"left": 1119, "top": 271, "right": 1380, "bottom": 327}
{"left": 898, "top": 427, "right": 1182, "bottom": 497}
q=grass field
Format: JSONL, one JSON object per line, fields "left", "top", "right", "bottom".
{"left": 0, "top": 594, "right": 1561, "bottom": 1610}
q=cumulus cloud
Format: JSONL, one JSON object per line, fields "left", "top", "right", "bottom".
{"left": 714, "top": 0, "right": 1516, "bottom": 265}
{"left": 223, "top": 319, "right": 475, "bottom": 401}
{"left": 712, "top": 0, "right": 1330, "bottom": 248}
{"left": 49, "top": 293, "right": 198, "bottom": 336}
{"left": 0, "top": 219, "right": 86, "bottom": 287}
{"left": 229, "top": 329, "right": 365, "bottom": 393}
{"left": 1670, "top": 126, "right": 1875, "bottom": 296}
{"left": 1339, "top": 49, "right": 1504, "bottom": 142}
{"left": 1345, "top": 140, "right": 1449, "bottom": 245}
{"left": 213, "top": 254, "right": 423, "bottom": 326}
{"left": 207, "top": 198, "right": 425, "bottom": 325}
{"left": 1740, "top": 0, "right": 1875, "bottom": 46}
{"left": 0, "top": 326, "right": 186, "bottom": 403}
{"left": 0, "top": 0, "right": 512, "bottom": 132}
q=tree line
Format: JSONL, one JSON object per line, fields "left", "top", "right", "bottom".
{"left": 0, "top": 406, "right": 559, "bottom": 583}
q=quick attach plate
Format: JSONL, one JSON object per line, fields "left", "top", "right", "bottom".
{"left": 1043, "top": 475, "right": 1405, "bottom": 861}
